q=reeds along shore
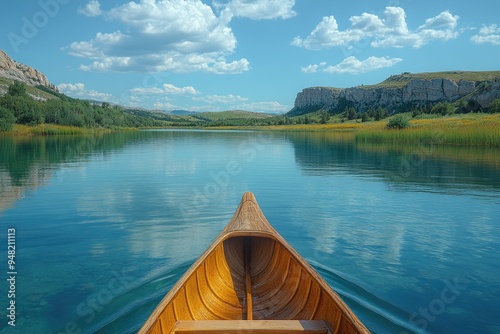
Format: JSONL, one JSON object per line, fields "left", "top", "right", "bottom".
{"left": 2, "top": 114, "right": 500, "bottom": 147}
{"left": 0, "top": 124, "right": 132, "bottom": 136}
{"left": 355, "top": 114, "right": 500, "bottom": 147}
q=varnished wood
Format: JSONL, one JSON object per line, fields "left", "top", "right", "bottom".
{"left": 139, "top": 192, "right": 370, "bottom": 334}
{"left": 244, "top": 238, "right": 253, "bottom": 320}
{"left": 173, "top": 320, "right": 330, "bottom": 333}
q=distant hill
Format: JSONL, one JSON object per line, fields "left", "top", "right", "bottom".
{"left": 289, "top": 71, "right": 500, "bottom": 116}
{"left": 196, "top": 110, "right": 272, "bottom": 121}
{"left": 166, "top": 109, "right": 199, "bottom": 116}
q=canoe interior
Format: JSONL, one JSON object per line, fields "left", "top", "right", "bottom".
{"left": 140, "top": 192, "right": 369, "bottom": 334}
{"left": 145, "top": 235, "right": 364, "bottom": 334}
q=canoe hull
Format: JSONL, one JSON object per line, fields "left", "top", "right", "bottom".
{"left": 139, "top": 193, "right": 369, "bottom": 334}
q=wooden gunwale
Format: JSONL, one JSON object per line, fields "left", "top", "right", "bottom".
{"left": 138, "top": 192, "right": 370, "bottom": 334}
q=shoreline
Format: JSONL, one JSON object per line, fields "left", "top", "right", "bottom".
{"left": 0, "top": 124, "right": 137, "bottom": 136}
{"left": 2, "top": 114, "right": 499, "bottom": 147}
{"left": 195, "top": 113, "right": 500, "bottom": 147}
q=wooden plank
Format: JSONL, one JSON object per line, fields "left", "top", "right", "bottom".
{"left": 244, "top": 237, "right": 253, "bottom": 320}
{"left": 174, "top": 320, "right": 330, "bottom": 333}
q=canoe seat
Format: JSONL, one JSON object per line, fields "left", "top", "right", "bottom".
{"left": 174, "top": 320, "right": 331, "bottom": 334}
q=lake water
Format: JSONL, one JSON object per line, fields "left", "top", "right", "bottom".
{"left": 0, "top": 130, "right": 499, "bottom": 334}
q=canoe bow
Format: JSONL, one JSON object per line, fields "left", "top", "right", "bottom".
{"left": 139, "top": 192, "right": 370, "bottom": 334}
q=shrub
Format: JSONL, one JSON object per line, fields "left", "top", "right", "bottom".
{"left": 387, "top": 114, "right": 410, "bottom": 129}
{"left": 375, "top": 106, "right": 389, "bottom": 120}
{"left": 488, "top": 98, "right": 500, "bottom": 114}
{"left": 0, "top": 106, "right": 16, "bottom": 131}
{"left": 344, "top": 106, "right": 357, "bottom": 120}
{"left": 7, "top": 81, "right": 27, "bottom": 97}
{"left": 467, "top": 99, "right": 482, "bottom": 113}
{"left": 412, "top": 108, "right": 423, "bottom": 117}
{"left": 431, "top": 101, "right": 455, "bottom": 115}
{"left": 319, "top": 110, "right": 330, "bottom": 124}
{"left": 17, "top": 108, "right": 45, "bottom": 125}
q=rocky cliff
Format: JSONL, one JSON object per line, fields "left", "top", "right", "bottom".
{"left": 0, "top": 50, "right": 58, "bottom": 91}
{"left": 289, "top": 72, "right": 500, "bottom": 115}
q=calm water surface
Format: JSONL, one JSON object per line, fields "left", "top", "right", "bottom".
{"left": 0, "top": 130, "right": 499, "bottom": 334}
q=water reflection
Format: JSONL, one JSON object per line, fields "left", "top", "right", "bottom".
{"left": 0, "top": 131, "right": 196, "bottom": 212}
{"left": 1, "top": 130, "right": 499, "bottom": 334}
{"left": 0, "top": 134, "right": 128, "bottom": 212}
{"left": 287, "top": 131, "right": 500, "bottom": 192}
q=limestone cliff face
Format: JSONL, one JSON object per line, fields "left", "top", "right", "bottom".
{"left": 0, "top": 50, "right": 57, "bottom": 91}
{"left": 473, "top": 81, "right": 500, "bottom": 106}
{"left": 293, "top": 87, "right": 343, "bottom": 109}
{"left": 290, "top": 74, "right": 499, "bottom": 115}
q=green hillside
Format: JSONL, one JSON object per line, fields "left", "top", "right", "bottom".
{"left": 196, "top": 110, "right": 272, "bottom": 121}
{"left": 0, "top": 80, "right": 278, "bottom": 131}
{"left": 0, "top": 80, "right": 174, "bottom": 131}
{"left": 368, "top": 71, "right": 500, "bottom": 89}
{"left": 0, "top": 77, "right": 58, "bottom": 100}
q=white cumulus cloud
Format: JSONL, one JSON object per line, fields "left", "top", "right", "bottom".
{"left": 302, "top": 56, "right": 402, "bottom": 75}
{"left": 58, "top": 83, "right": 85, "bottom": 91}
{"left": 58, "top": 82, "right": 112, "bottom": 101}
{"left": 67, "top": 0, "right": 249, "bottom": 74}
{"left": 153, "top": 101, "right": 177, "bottom": 110}
{"left": 292, "top": 16, "right": 361, "bottom": 50}
{"left": 419, "top": 10, "right": 458, "bottom": 30}
{"left": 239, "top": 101, "right": 289, "bottom": 114}
{"left": 130, "top": 83, "right": 200, "bottom": 96}
{"left": 78, "top": 0, "right": 102, "bottom": 17}
{"left": 293, "top": 7, "right": 460, "bottom": 50}
{"left": 219, "top": 0, "right": 296, "bottom": 20}
{"left": 192, "top": 94, "right": 288, "bottom": 113}
{"left": 471, "top": 24, "right": 500, "bottom": 45}
{"left": 193, "top": 94, "right": 248, "bottom": 104}
{"left": 162, "top": 84, "right": 199, "bottom": 95}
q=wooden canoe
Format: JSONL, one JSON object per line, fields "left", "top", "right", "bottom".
{"left": 139, "top": 192, "right": 370, "bottom": 334}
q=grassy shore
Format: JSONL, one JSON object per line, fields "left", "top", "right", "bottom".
{"left": 2, "top": 114, "right": 500, "bottom": 147}
{"left": 355, "top": 114, "right": 500, "bottom": 147}
{"left": 247, "top": 114, "right": 500, "bottom": 147}
{"left": 0, "top": 124, "right": 137, "bottom": 136}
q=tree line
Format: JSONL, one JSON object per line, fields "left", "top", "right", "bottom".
{"left": 0, "top": 81, "right": 167, "bottom": 131}
{"left": 410, "top": 98, "right": 500, "bottom": 116}
{"left": 2, "top": 81, "right": 499, "bottom": 132}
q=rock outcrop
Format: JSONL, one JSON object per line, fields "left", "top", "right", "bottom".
{"left": 289, "top": 72, "right": 500, "bottom": 115}
{"left": 0, "top": 50, "right": 58, "bottom": 91}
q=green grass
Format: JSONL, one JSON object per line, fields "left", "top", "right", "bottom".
{"left": 196, "top": 110, "right": 273, "bottom": 121}
{"left": 406, "top": 71, "right": 500, "bottom": 81}
{"left": 361, "top": 71, "right": 500, "bottom": 89}
{"left": 0, "top": 124, "right": 122, "bottom": 136}
{"left": 355, "top": 114, "right": 500, "bottom": 147}
{"left": 0, "top": 77, "right": 58, "bottom": 100}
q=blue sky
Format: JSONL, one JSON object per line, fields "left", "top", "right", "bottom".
{"left": 1, "top": 0, "right": 499, "bottom": 113}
